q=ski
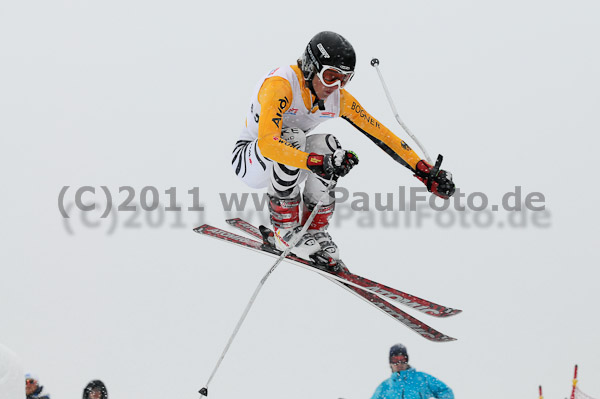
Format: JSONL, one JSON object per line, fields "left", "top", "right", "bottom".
{"left": 193, "top": 224, "right": 457, "bottom": 342}
{"left": 225, "top": 218, "right": 461, "bottom": 318}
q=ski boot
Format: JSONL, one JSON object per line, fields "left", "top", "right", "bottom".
{"left": 303, "top": 202, "right": 340, "bottom": 261}
{"left": 264, "top": 194, "right": 336, "bottom": 268}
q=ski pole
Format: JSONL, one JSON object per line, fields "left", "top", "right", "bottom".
{"left": 370, "top": 58, "right": 433, "bottom": 164}
{"left": 199, "top": 177, "right": 334, "bottom": 397}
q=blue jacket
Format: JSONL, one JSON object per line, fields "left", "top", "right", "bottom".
{"left": 371, "top": 367, "right": 454, "bottom": 399}
{"left": 27, "top": 384, "right": 51, "bottom": 399}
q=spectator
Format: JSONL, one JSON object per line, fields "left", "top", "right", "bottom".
{"left": 25, "top": 374, "right": 50, "bottom": 399}
{"left": 82, "top": 380, "right": 108, "bottom": 399}
{"left": 371, "top": 344, "right": 454, "bottom": 399}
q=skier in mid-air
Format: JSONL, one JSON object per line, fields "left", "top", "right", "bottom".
{"left": 231, "top": 31, "right": 455, "bottom": 264}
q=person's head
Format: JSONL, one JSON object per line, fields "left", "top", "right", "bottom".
{"left": 83, "top": 380, "right": 108, "bottom": 399}
{"left": 25, "top": 374, "right": 39, "bottom": 395}
{"left": 298, "top": 31, "right": 356, "bottom": 100}
{"left": 389, "top": 343, "right": 410, "bottom": 372}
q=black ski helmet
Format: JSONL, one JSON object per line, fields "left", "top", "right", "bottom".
{"left": 299, "top": 31, "right": 356, "bottom": 83}
{"left": 389, "top": 343, "right": 409, "bottom": 363}
{"left": 82, "top": 380, "right": 108, "bottom": 399}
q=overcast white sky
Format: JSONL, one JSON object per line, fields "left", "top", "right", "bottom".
{"left": 1, "top": 0, "right": 599, "bottom": 398}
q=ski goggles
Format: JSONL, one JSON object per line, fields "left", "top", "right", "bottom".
{"left": 390, "top": 355, "right": 408, "bottom": 364}
{"left": 316, "top": 65, "right": 354, "bottom": 88}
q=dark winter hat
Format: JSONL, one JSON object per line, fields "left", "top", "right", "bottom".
{"left": 389, "top": 343, "right": 409, "bottom": 363}
{"left": 83, "top": 380, "right": 108, "bottom": 399}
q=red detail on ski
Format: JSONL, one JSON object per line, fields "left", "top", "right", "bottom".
{"left": 225, "top": 218, "right": 461, "bottom": 318}
{"left": 194, "top": 223, "right": 459, "bottom": 342}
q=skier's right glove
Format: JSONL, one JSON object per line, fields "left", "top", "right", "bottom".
{"left": 306, "top": 149, "right": 359, "bottom": 180}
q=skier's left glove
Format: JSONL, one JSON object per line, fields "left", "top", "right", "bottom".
{"left": 307, "top": 149, "right": 359, "bottom": 179}
{"left": 414, "top": 155, "right": 455, "bottom": 199}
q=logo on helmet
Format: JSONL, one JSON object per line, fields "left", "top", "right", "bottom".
{"left": 316, "top": 43, "right": 330, "bottom": 58}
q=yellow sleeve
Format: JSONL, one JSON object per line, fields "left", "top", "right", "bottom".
{"left": 340, "top": 89, "right": 422, "bottom": 171}
{"left": 256, "top": 77, "right": 310, "bottom": 170}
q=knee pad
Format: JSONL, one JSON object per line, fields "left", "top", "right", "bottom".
{"left": 306, "top": 134, "right": 342, "bottom": 155}
{"left": 280, "top": 127, "right": 307, "bottom": 152}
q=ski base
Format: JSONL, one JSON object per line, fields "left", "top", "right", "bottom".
{"left": 226, "top": 218, "right": 461, "bottom": 318}
{"left": 194, "top": 221, "right": 459, "bottom": 342}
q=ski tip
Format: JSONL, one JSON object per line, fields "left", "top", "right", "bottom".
{"left": 430, "top": 335, "right": 457, "bottom": 343}
{"left": 192, "top": 225, "right": 209, "bottom": 233}
{"left": 437, "top": 308, "right": 462, "bottom": 317}
{"left": 422, "top": 307, "right": 462, "bottom": 318}
{"left": 225, "top": 218, "right": 242, "bottom": 224}
{"left": 420, "top": 330, "right": 457, "bottom": 342}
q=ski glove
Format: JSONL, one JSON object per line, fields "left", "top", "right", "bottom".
{"left": 307, "top": 150, "right": 359, "bottom": 179}
{"left": 414, "top": 155, "right": 455, "bottom": 199}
